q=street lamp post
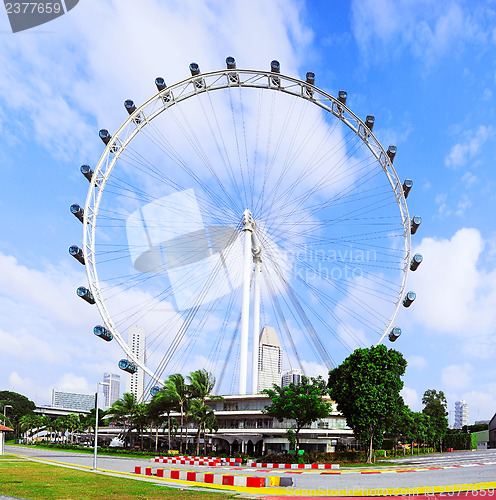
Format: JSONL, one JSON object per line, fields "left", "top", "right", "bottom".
{"left": 93, "top": 382, "right": 109, "bottom": 471}
{"left": 1, "top": 405, "right": 13, "bottom": 455}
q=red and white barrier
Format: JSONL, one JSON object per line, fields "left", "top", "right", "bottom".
{"left": 153, "top": 456, "right": 242, "bottom": 467}
{"left": 246, "top": 460, "right": 339, "bottom": 470}
{"left": 133, "top": 466, "right": 290, "bottom": 488}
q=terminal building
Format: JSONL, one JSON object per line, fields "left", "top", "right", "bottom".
{"left": 51, "top": 390, "right": 94, "bottom": 412}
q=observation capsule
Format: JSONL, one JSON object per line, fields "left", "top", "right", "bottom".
{"left": 155, "top": 77, "right": 166, "bottom": 91}
{"left": 306, "top": 72, "right": 315, "bottom": 85}
{"left": 94, "top": 325, "right": 113, "bottom": 342}
{"left": 189, "top": 62, "right": 200, "bottom": 76}
{"left": 338, "top": 90, "right": 347, "bottom": 105}
{"left": 69, "top": 245, "right": 85, "bottom": 265}
{"left": 270, "top": 60, "right": 280, "bottom": 73}
{"left": 270, "top": 60, "right": 280, "bottom": 85}
{"left": 410, "top": 253, "right": 423, "bottom": 271}
{"left": 99, "top": 129, "right": 111, "bottom": 146}
{"left": 150, "top": 386, "right": 160, "bottom": 396}
{"left": 389, "top": 326, "right": 402, "bottom": 342}
{"left": 124, "top": 100, "right": 136, "bottom": 115}
{"left": 411, "top": 215, "right": 422, "bottom": 235}
{"left": 403, "top": 179, "right": 413, "bottom": 198}
{"left": 70, "top": 204, "right": 84, "bottom": 223}
{"left": 80, "top": 164, "right": 93, "bottom": 182}
{"left": 365, "top": 115, "right": 375, "bottom": 131}
{"left": 226, "top": 56, "right": 236, "bottom": 69}
{"left": 403, "top": 291, "right": 416, "bottom": 308}
{"left": 77, "top": 286, "right": 95, "bottom": 304}
{"left": 119, "top": 359, "right": 138, "bottom": 374}
{"left": 387, "top": 145, "right": 397, "bottom": 163}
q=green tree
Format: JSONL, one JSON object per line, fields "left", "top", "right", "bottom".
{"left": 109, "top": 393, "right": 139, "bottom": 448}
{"left": 148, "top": 388, "right": 178, "bottom": 452}
{"left": 164, "top": 374, "right": 190, "bottom": 453}
{"left": 262, "top": 376, "right": 332, "bottom": 452}
{"left": 328, "top": 345, "right": 407, "bottom": 463}
{"left": 65, "top": 414, "right": 80, "bottom": 444}
{"left": 133, "top": 403, "right": 149, "bottom": 450}
{"left": 0, "top": 391, "right": 36, "bottom": 436}
{"left": 188, "top": 369, "right": 223, "bottom": 455}
{"left": 422, "top": 389, "right": 448, "bottom": 452}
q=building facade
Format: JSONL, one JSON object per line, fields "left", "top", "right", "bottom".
{"left": 281, "top": 369, "right": 302, "bottom": 388}
{"left": 125, "top": 326, "right": 146, "bottom": 401}
{"left": 204, "top": 394, "right": 353, "bottom": 455}
{"left": 103, "top": 373, "right": 120, "bottom": 409}
{"left": 257, "top": 326, "right": 282, "bottom": 393}
{"left": 51, "top": 390, "right": 94, "bottom": 412}
{"left": 454, "top": 400, "right": 469, "bottom": 429}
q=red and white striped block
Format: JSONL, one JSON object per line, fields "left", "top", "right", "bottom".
{"left": 153, "top": 458, "right": 223, "bottom": 466}
{"left": 155, "top": 455, "right": 242, "bottom": 463}
{"left": 153, "top": 456, "right": 241, "bottom": 466}
{"left": 135, "top": 466, "right": 276, "bottom": 487}
{"left": 247, "top": 461, "right": 339, "bottom": 470}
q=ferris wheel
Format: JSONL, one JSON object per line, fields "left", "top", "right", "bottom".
{"left": 70, "top": 58, "right": 422, "bottom": 397}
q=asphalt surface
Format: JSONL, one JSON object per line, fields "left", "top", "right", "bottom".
{"left": 4, "top": 445, "right": 496, "bottom": 497}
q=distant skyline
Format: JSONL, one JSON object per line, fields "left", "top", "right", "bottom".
{"left": 1, "top": 0, "right": 496, "bottom": 424}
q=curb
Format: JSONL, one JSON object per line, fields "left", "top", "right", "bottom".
{"left": 247, "top": 460, "right": 340, "bottom": 470}
{"left": 153, "top": 456, "right": 242, "bottom": 467}
{"left": 134, "top": 465, "right": 293, "bottom": 488}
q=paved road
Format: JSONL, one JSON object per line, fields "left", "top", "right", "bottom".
{"left": 5, "top": 445, "right": 496, "bottom": 497}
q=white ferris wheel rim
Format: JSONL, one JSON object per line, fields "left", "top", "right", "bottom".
{"left": 81, "top": 66, "right": 412, "bottom": 385}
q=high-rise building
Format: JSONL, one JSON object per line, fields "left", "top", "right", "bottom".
{"left": 125, "top": 326, "right": 146, "bottom": 401}
{"left": 52, "top": 389, "right": 95, "bottom": 412}
{"left": 257, "top": 326, "right": 282, "bottom": 393}
{"left": 454, "top": 400, "right": 469, "bottom": 429}
{"left": 103, "top": 373, "right": 120, "bottom": 409}
{"left": 281, "top": 369, "right": 302, "bottom": 388}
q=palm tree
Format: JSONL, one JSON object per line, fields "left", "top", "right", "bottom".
{"left": 148, "top": 389, "right": 178, "bottom": 452}
{"left": 188, "top": 369, "right": 223, "bottom": 455}
{"left": 164, "top": 374, "right": 189, "bottom": 453}
{"left": 19, "top": 414, "right": 34, "bottom": 443}
{"left": 202, "top": 407, "right": 219, "bottom": 455}
{"left": 109, "top": 392, "right": 139, "bottom": 448}
{"left": 132, "top": 403, "right": 149, "bottom": 450}
{"left": 66, "top": 414, "right": 80, "bottom": 444}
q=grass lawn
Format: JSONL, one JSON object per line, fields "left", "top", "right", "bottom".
{"left": 0, "top": 457, "right": 236, "bottom": 500}
{"left": 8, "top": 442, "right": 157, "bottom": 460}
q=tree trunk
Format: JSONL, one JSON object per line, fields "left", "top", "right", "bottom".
{"left": 295, "top": 427, "right": 301, "bottom": 454}
{"left": 155, "top": 424, "right": 158, "bottom": 452}
{"left": 367, "top": 433, "right": 374, "bottom": 464}
{"left": 167, "top": 414, "right": 171, "bottom": 451}
{"left": 196, "top": 426, "right": 201, "bottom": 456}
{"left": 180, "top": 404, "right": 184, "bottom": 454}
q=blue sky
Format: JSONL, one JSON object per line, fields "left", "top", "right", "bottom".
{"left": 1, "top": 0, "right": 495, "bottom": 425}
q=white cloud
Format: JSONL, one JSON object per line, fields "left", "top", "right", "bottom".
{"left": 441, "top": 363, "right": 472, "bottom": 391}
{"left": 445, "top": 125, "right": 494, "bottom": 168}
{"left": 55, "top": 373, "right": 93, "bottom": 395}
{"left": 460, "top": 388, "right": 496, "bottom": 422}
{"left": 407, "top": 355, "right": 428, "bottom": 370}
{"left": 408, "top": 228, "right": 496, "bottom": 343}
{"left": 350, "top": 0, "right": 489, "bottom": 67}
{"left": 0, "top": 0, "right": 312, "bottom": 163}
{"left": 401, "top": 386, "right": 420, "bottom": 411}
{"left": 461, "top": 172, "right": 478, "bottom": 189}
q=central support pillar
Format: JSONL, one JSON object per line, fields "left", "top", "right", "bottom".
{"left": 239, "top": 209, "right": 254, "bottom": 395}
{"left": 251, "top": 255, "right": 261, "bottom": 394}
